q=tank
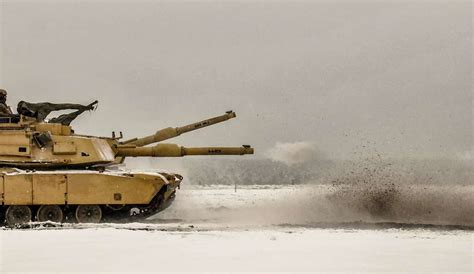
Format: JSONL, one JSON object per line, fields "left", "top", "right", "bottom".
{"left": 0, "top": 103, "right": 253, "bottom": 226}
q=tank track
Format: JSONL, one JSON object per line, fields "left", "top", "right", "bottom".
{"left": 0, "top": 191, "right": 176, "bottom": 227}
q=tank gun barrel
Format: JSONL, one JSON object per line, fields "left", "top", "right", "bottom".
{"left": 116, "top": 143, "right": 254, "bottom": 157}
{"left": 123, "top": 111, "right": 236, "bottom": 147}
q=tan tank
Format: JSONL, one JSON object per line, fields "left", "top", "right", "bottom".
{"left": 0, "top": 106, "right": 253, "bottom": 226}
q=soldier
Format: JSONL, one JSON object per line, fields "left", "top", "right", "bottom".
{"left": 49, "top": 100, "right": 99, "bottom": 125}
{"left": 0, "top": 89, "right": 13, "bottom": 116}
{"left": 17, "top": 100, "right": 98, "bottom": 125}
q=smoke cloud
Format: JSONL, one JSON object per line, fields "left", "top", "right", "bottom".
{"left": 266, "top": 142, "right": 324, "bottom": 166}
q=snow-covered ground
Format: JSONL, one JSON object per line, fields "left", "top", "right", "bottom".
{"left": 0, "top": 185, "right": 473, "bottom": 273}
{"left": 1, "top": 227, "right": 472, "bottom": 273}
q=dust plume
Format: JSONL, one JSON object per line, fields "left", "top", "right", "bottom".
{"left": 266, "top": 142, "right": 322, "bottom": 166}
{"left": 157, "top": 155, "right": 474, "bottom": 228}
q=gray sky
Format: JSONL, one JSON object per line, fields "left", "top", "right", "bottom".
{"left": 0, "top": 0, "right": 472, "bottom": 159}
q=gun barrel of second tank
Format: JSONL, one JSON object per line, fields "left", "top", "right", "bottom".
{"left": 124, "top": 111, "right": 237, "bottom": 147}
{"left": 183, "top": 146, "right": 254, "bottom": 156}
{"left": 116, "top": 143, "right": 254, "bottom": 157}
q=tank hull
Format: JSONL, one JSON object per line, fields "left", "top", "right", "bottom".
{"left": 0, "top": 168, "right": 182, "bottom": 225}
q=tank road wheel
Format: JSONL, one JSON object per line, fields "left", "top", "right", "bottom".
{"left": 37, "top": 205, "right": 64, "bottom": 223}
{"left": 0, "top": 207, "right": 5, "bottom": 225}
{"left": 75, "top": 205, "right": 102, "bottom": 223}
{"left": 5, "top": 205, "right": 32, "bottom": 227}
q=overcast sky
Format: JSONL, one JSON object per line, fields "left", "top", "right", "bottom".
{"left": 0, "top": 0, "right": 472, "bottom": 159}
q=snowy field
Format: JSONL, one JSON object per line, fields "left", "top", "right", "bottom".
{"left": 0, "top": 185, "right": 473, "bottom": 273}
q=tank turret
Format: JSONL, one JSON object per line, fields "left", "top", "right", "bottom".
{"left": 0, "top": 102, "right": 253, "bottom": 226}
{"left": 0, "top": 110, "right": 253, "bottom": 169}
